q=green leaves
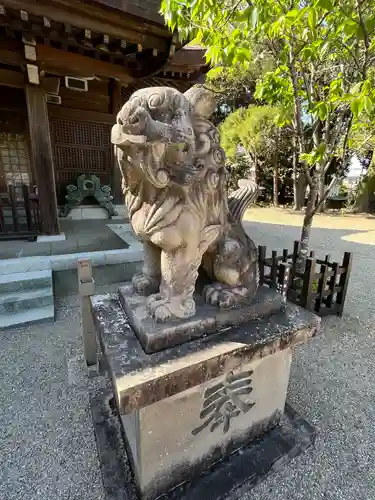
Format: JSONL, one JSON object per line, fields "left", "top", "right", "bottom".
{"left": 162, "top": 0, "right": 375, "bottom": 179}
{"left": 315, "top": 102, "right": 329, "bottom": 120}
{"left": 308, "top": 8, "right": 317, "bottom": 30}
{"left": 363, "top": 96, "right": 374, "bottom": 115}
{"left": 315, "top": 0, "right": 334, "bottom": 9}
{"left": 351, "top": 98, "right": 364, "bottom": 119}
{"left": 235, "top": 6, "right": 252, "bottom": 23}
{"left": 255, "top": 69, "right": 293, "bottom": 109}
{"left": 300, "top": 142, "right": 327, "bottom": 166}
{"left": 221, "top": 104, "right": 292, "bottom": 174}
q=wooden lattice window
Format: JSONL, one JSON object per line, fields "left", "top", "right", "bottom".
{"left": 0, "top": 132, "right": 31, "bottom": 192}
{"left": 50, "top": 117, "right": 112, "bottom": 203}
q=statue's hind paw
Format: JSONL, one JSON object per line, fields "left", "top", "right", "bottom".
{"left": 204, "top": 283, "right": 249, "bottom": 309}
{"left": 146, "top": 294, "right": 196, "bottom": 322}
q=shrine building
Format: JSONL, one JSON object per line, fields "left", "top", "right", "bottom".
{"left": 0, "top": 0, "right": 208, "bottom": 238}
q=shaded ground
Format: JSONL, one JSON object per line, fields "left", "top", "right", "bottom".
{"left": 0, "top": 219, "right": 128, "bottom": 260}
{"left": 1, "top": 212, "right": 375, "bottom": 500}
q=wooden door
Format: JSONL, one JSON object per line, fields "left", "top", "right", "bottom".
{"left": 49, "top": 111, "right": 113, "bottom": 204}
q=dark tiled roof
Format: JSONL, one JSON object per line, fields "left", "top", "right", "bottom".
{"left": 169, "top": 45, "right": 206, "bottom": 68}
{"left": 91, "top": 0, "right": 163, "bottom": 24}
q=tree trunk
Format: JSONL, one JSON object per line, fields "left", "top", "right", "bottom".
{"left": 296, "top": 184, "right": 318, "bottom": 272}
{"left": 355, "top": 183, "right": 369, "bottom": 212}
{"left": 292, "top": 142, "right": 299, "bottom": 209}
{"left": 294, "top": 174, "right": 306, "bottom": 210}
{"left": 273, "top": 163, "right": 279, "bottom": 206}
{"left": 317, "top": 172, "right": 326, "bottom": 213}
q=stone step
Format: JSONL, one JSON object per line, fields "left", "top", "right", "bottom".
{"left": 0, "top": 287, "right": 53, "bottom": 314}
{"left": 0, "top": 269, "right": 52, "bottom": 294}
{"left": 0, "top": 304, "right": 54, "bottom": 329}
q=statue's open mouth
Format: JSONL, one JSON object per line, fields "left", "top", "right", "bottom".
{"left": 111, "top": 124, "right": 147, "bottom": 147}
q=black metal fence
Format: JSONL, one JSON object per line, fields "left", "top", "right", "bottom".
{"left": 0, "top": 184, "right": 41, "bottom": 241}
{"left": 258, "top": 241, "right": 352, "bottom": 316}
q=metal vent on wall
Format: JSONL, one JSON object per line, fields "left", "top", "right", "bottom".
{"left": 65, "top": 76, "right": 88, "bottom": 92}
{"left": 46, "top": 94, "right": 61, "bottom": 105}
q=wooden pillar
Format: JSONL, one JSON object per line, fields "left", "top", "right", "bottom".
{"left": 109, "top": 78, "right": 124, "bottom": 205}
{"left": 25, "top": 85, "right": 60, "bottom": 235}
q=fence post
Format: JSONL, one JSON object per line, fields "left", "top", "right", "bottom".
{"left": 314, "top": 263, "right": 327, "bottom": 314}
{"left": 325, "top": 262, "right": 339, "bottom": 309}
{"left": 336, "top": 252, "right": 353, "bottom": 316}
{"left": 78, "top": 259, "right": 97, "bottom": 375}
{"left": 301, "top": 257, "right": 316, "bottom": 311}
{"left": 291, "top": 240, "right": 300, "bottom": 279}
{"left": 278, "top": 262, "right": 291, "bottom": 311}
{"left": 271, "top": 250, "right": 278, "bottom": 288}
{"left": 258, "top": 245, "right": 266, "bottom": 285}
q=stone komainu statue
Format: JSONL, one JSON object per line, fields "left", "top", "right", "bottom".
{"left": 111, "top": 85, "right": 259, "bottom": 322}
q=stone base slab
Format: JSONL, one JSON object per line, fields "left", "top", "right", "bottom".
{"left": 91, "top": 389, "right": 317, "bottom": 500}
{"left": 59, "top": 204, "right": 128, "bottom": 220}
{"left": 91, "top": 293, "right": 320, "bottom": 416}
{"left": 119, "top": 285, "right": 283, "bottom": 353}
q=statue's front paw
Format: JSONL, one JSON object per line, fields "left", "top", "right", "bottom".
{"left": 147, "top": 296, "right": 172, "bottom": 322}
{"left": 132, "top": 273, "right": 159, "bottom": 296}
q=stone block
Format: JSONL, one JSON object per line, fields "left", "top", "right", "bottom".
{"left": 61, "top": 207, "right": 83, "bottom": 220}
{"left": 0, "top": 304, "right": 54, "bottom": 329}
{"left": 119, "top": 284, "right": 283, "bottom": 353}
{"left": 0, "top": 269, "right": 52, "bottom": 294}
{"left": 105, "top": 250, "right": 135, "bottom": 265}
{"left": 81, "top": 207, "right": 109, "bottom": 219}
{"left": 91, "top": 389, "right": 317, "bottom": 500}
{"left": 0, "top": 257, "right": 51, "bottom": 275}
{"left": 122, "top": 349, "right": 291, "bottom": 499}
{"left": 0, "top": 287, "right": 53, "bottom": 314}
{"left": 37, "top": 233, "right": 66, "bottom": 242}
{"left": 91, "top": 291, "right": 320, "bottom": 499}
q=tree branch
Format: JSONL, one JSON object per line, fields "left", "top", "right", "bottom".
{"left": 355, "top": 0, "right": 370, "bottom": 78}
{"left": 312, "top": 175, "right": 340, "bottom": 215}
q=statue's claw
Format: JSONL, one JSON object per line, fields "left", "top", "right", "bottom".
{"left": 146, "top": 294, "right": 195, "bottom": 322}
{"left": 132, "top": 273, "right": 159, "bottom": 296}
{"left": 204, "top": 283, "right": 249, "bottom": 309}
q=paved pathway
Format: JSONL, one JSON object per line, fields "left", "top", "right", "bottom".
{"left": 1, "top": 212, "right": 374, "bottom": 500}
{"left": 0, "top": 219, "right": 128, "bottom": 260}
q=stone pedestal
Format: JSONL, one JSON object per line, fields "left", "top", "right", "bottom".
{"left": 91, "top": 287, "right": 320, "bottom": 500}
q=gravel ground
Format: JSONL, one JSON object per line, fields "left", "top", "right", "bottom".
{"left": 0, "top": 220, "right": 374, "bottom": 500}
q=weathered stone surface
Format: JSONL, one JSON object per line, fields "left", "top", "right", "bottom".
{"left": 118, "top": 284, "right": 283, "bottom": 353}
{"left": 91, "top": 292, "right": 320, "bottom": 415}
{"left": 112, "top": 85, "right": 259, "bottom": 323}
{"left": 121, "top": 349, "right": 292, "bottom": 499}
{"left": 91, "top": 291, "right": 320, "bottom": 499}
{"left": 91, "top": 389, "right": 317, "bottom": 500}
